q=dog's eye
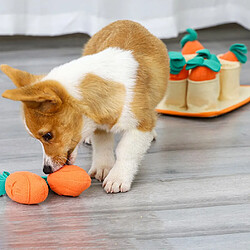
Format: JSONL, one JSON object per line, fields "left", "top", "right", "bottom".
{"left": 42, "top": 132, "right": 53, "bottom": 142}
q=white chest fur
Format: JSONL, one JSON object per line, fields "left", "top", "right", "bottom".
{"left": 44, "top": 47, "right": 139, "bottom": 133}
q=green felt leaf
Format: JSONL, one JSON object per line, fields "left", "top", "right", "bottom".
{"left": 180, "top": 28, "right": 198, "bottom": 48}
{"left": 230, "top": 43, "right": 248, "bottom": 63}
{"left": 169, "top": 51, "right": 186, "bottom": 74}
{"left": 196, "top": 49, "right": 220, "bottom": 64}
{"left": 197, "top": 49, "right": 211, "bottom": 59}
{"left": 203, "top": 60, "right": 221, "bottom": 72}
{"left": 0, "top": 171, "right": 10, "bottom": 196}
{"left": 186, "top": 56, "right": 221, "bottom": 72}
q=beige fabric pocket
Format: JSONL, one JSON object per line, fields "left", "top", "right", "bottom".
{"left": 183, "top": 54, "right": 196, "bottom": 62}
{"left": 218, "top": 56, "right": 241, "bottom": 101}
{"left": 187, "top": 75, "right": 220, "bottom": 112}
{"left": 165, "top": 79, "right": 187, "bottom": 109}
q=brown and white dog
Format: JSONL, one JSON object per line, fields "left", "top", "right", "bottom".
{"left": 1, "top": 20, "right": 169, "bottom": 193}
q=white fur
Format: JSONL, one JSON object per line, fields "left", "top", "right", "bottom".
{"left": 44, "top": 47, "right": 139, "bottom": 132}
{"left": 38, "top": 141, "right": 59, "bottom": 172}
{"left": 23, "top": 117, "right": 34, "bottom": 137}
{"left": 88, "top": 131, "right": 115, "bottom": 181}
{"left": 81, "top": 115, "right": 97, "bottom": 141}
{"left": 38, "top": 141, "right": 52, "bottom": 169}
{"left": 38, "top": 140, "right": 45, "bottom": 166}
{"left": 103, "top": 129, "right": 153, "bottom": 193}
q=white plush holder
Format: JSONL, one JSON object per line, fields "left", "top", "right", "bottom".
{"left": 218, "top": 55, "right": 241, "bottom": 101}
{"left": 186, "top": 74, "right": 220, "bottom": 112}
{"left": 164, "top": 79, "right": 187, "bottom": 110}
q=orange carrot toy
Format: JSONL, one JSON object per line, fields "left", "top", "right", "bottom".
{"left": 0, "top": 165, "right": 91, "bottom": 205}
{"left": 219, "top": 43, "right": 247, "bottom": 63}
{"left": 47, "top": 165, "right": 91, "bottom": 197}
{"left": 181, "top": 28, "right": 205, "bottom": 56}
{"left": 3, "top": 171, "right": 49, "bottom": 204}
{"left": 186, "top": 50, "right": 221, "bottom": 81}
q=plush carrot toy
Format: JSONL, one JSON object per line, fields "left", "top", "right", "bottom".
{"left": 169, "top": 51, "right": 189, "bottom": 80}
{"left": 0, "top": 171, "right": 49, "bottom": 204}
{"left": 0, "top": 165, "right": 91, "bottom": 205}
{"left": 180, "top": 28, "right": 205, "bottom": 56}
{"left": 47, "top": 165, "right": 91, "bottom": 197}
{"left": 219, "top": 43, "right": 247, "bottom": 63}
{"left": 186, "top": 52, "right": 221, "bottom": 81}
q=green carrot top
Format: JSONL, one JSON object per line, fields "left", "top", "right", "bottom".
{"left": 180, "top": 28, "right": 198, "bottom": 48}
{"left": 230, "top": 43, "right": 248, "bottom": 63}
{"left": 169, "top": 51, "right": 186, "bottom": 74}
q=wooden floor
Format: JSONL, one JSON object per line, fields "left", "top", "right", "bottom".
{"left": 0, "top": 24, "right": 250, "bottom": 250}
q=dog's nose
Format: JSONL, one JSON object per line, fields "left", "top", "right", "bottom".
{"left": 43, "top": 165, "right": 53, "bottom": 174}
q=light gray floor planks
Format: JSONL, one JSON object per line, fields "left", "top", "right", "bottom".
{"left": 0, "top": 24, "right": 250, "bottom": 250}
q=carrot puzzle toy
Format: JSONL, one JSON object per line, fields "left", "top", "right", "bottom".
{"left": 157, "top": 28, "right": 250, "bottom": 118}
{"left": 0, "top": 165, "right": 91, "bottom": 205}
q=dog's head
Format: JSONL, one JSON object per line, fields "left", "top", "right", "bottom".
{"left": 1, "top": 65, "right": 83, "bottom": 174}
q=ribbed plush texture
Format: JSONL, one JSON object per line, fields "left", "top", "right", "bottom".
{"left": 220, "top": 51, "right": 238, "bottom": 62}
{"left": 5, "top": 172, "right": 49, "bottom": 204}
{"left": 189, "top": 66, "right": 217, "bottom": 81}
{"left": 186, "top": 55, "right": 221, "bottom": 81}
{"left": 182, "top": 40, "right": 205, "bottom": 55}
{"left": 47, "top": 165, "right": 91, "bottom": 197}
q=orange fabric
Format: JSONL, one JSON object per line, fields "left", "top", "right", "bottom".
{"left": 219, "top": 51, "right": 238, "bottom": 62}
{"left": 182, "top": 40, "right": 205, "bottom": 55}
{"left": 189, "top": 66, "right": 217, "bottom": 81}
{"left": 47, "top": 165, "right": 91, "bottom": 197}
{"left": 5, "top": 172, "right": 48, "bottom": 204}
{"left": 170, "top": 66, "right": 189, "bottom": 80}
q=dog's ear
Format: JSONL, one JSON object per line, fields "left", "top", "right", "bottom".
{"left": 2, "top": 81, "right": 63, "bottom": 114}
{"left": 0, "top": 64, "right": 44, "bottom": 88}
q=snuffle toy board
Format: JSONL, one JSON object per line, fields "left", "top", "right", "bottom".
{"left": 156, "top": 28, "right": 250, "bottom": 117}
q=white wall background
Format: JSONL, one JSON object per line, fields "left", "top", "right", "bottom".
{"left": 0, "top": 0, "right": 250, "bottom": 38}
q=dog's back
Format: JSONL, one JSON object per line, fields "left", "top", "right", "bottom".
{"left": 83, "top": 20, "right": 169, "bottom": 131}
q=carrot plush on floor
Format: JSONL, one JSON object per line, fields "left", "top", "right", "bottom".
{"left": 0, "top": 165, "right": 91, "bottom": 204}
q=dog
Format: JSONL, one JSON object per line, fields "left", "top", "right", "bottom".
{"left": 1, "top": 20, "right": 169, "bottom": 193}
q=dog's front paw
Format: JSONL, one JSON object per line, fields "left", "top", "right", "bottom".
{"left": 88, "top": 164, "right": 113, "bottom": 182}
{"left": 102, "top": 167, "right": 133, "bottom": 193}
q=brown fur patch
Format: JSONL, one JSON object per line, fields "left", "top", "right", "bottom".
{"left": 1, "top": 64, "right": 44, "bottom": 88}
{"left": 79, "top": 73, "right": 126, "bottom": 128}
{"left": 2, "top": 80, "right": 69, "bottom": 114}
{"left": 2, "top": 73, "right": 83, "bottom": 165}
{"left": 83, "top": 20, "right": 169, "bottom": 131}
{"left": 24, "top": 102, "right": 83, "bottom": 165}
